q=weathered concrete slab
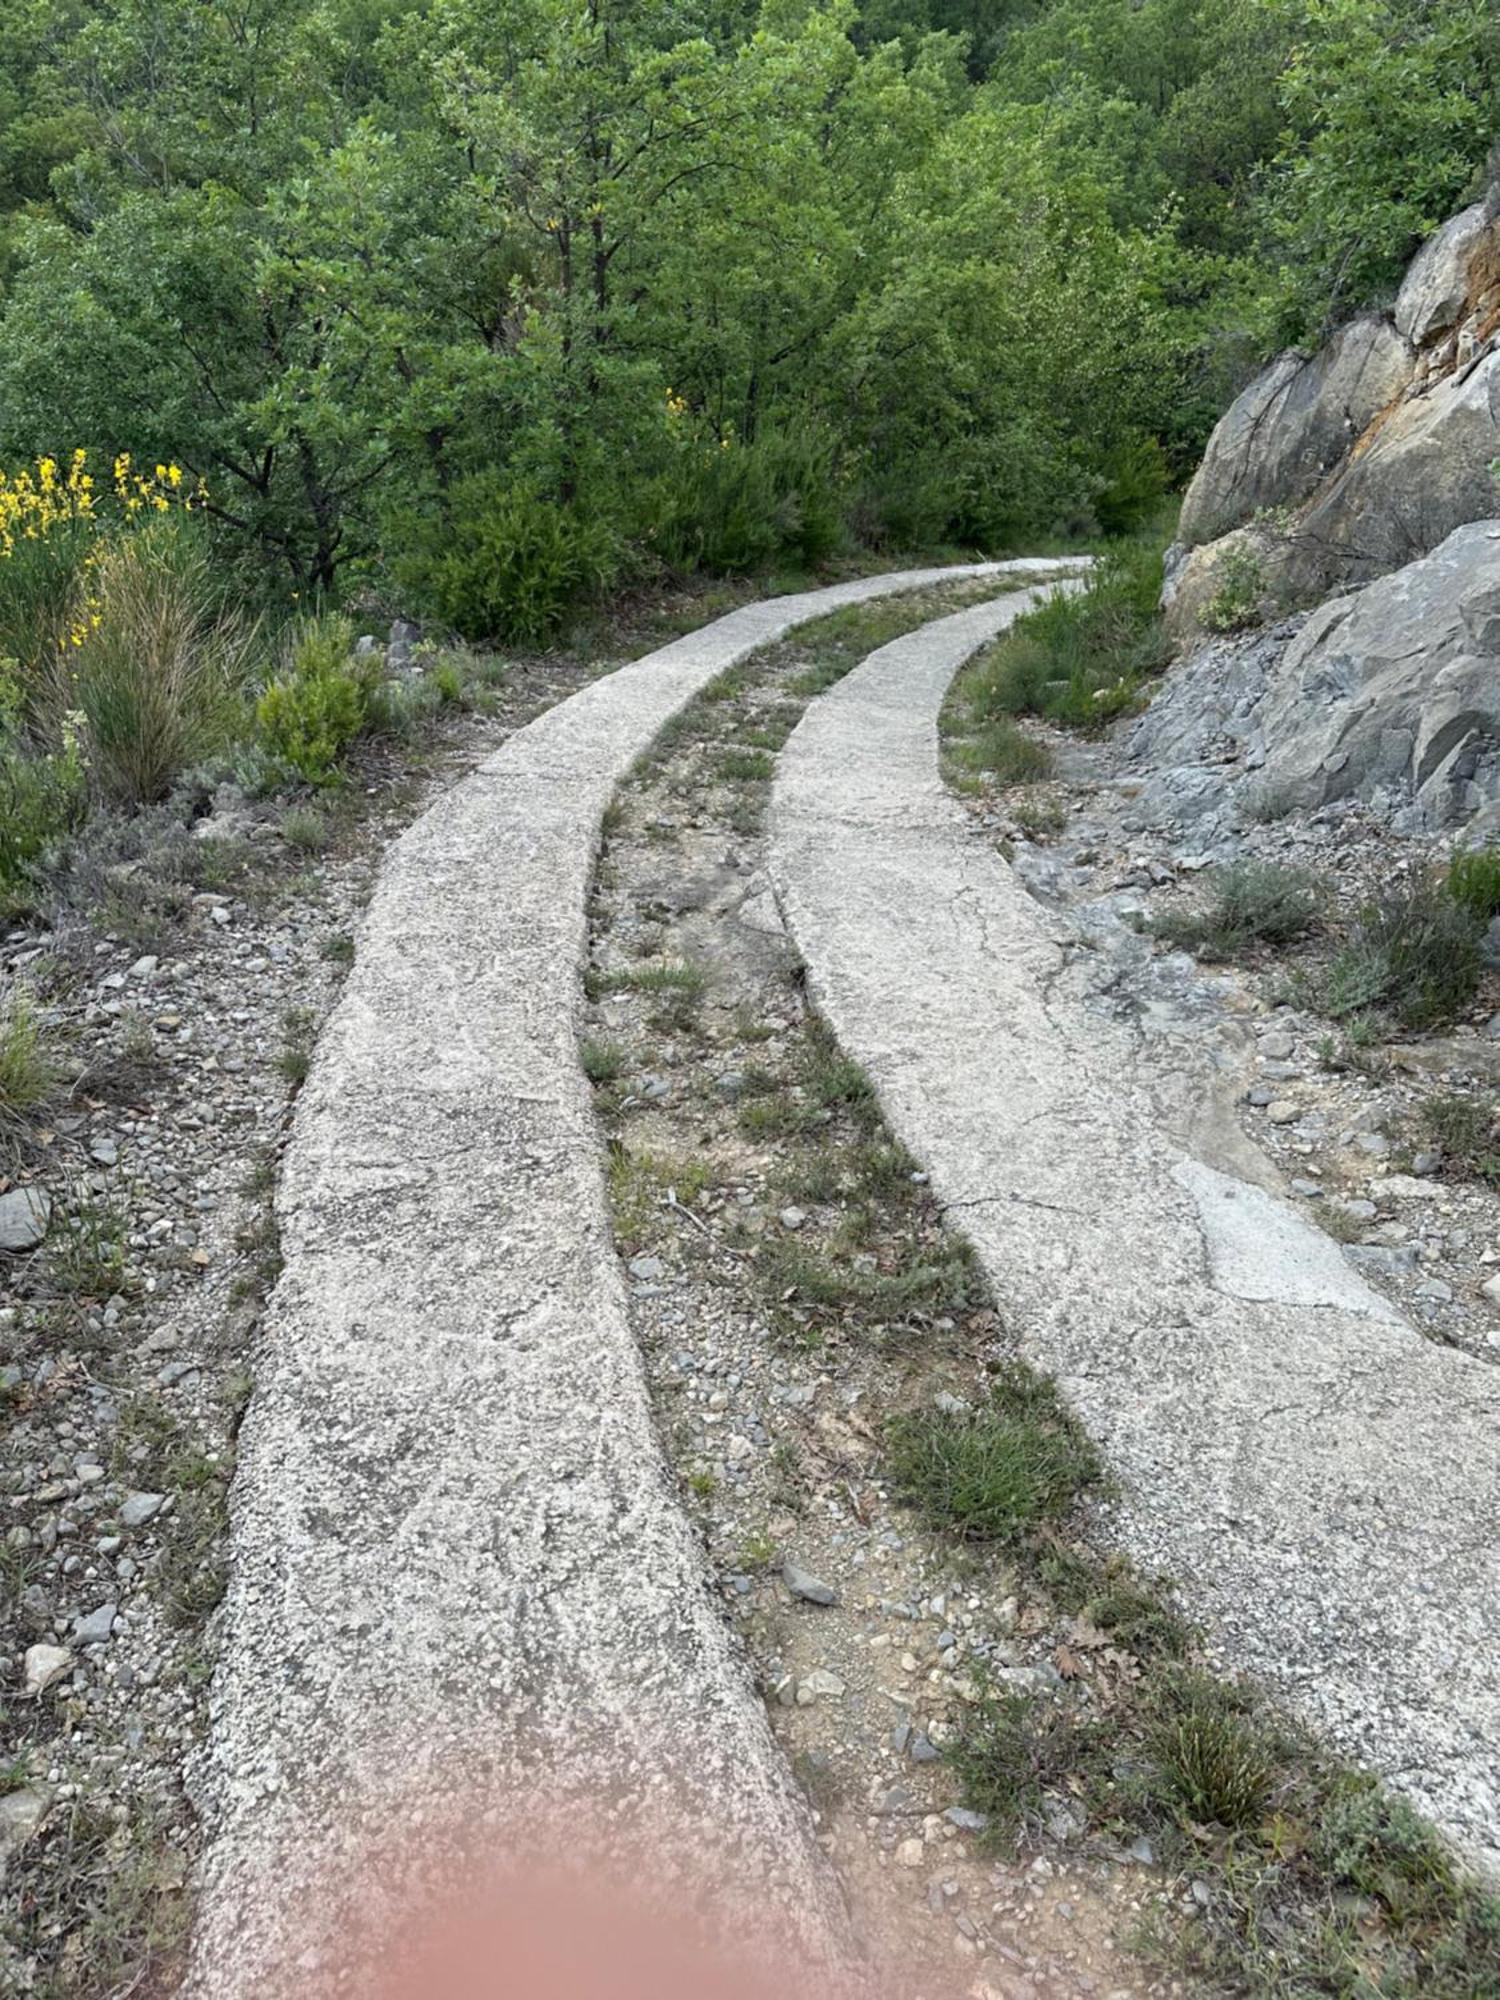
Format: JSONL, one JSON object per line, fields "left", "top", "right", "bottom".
{"left": 770, "top": 596, "right": 1500, "bottom": 1874}
{"left": 185, "top": 563, "right": 1083, "bottom": 1997}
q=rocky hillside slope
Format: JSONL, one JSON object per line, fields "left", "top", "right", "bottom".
{"left": 1155, "top": 187, "right": 1500, "bottom": 837}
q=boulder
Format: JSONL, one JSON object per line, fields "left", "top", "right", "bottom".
{"left": 1171, "top": 193, "right": 1500, "bottom": 625}
{"left": 1177, "top": 317, "right": 1412, "bottom": 550}
{"left": 1244, "top": 521, "right": 1500, "bottom": 827}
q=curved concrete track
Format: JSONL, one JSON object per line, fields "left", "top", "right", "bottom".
{"left": 769, "top": 596, "right": 1500, "bottom": 1874}
{"left": 185, "top": 564, "right": 1083, "bottom": 1996}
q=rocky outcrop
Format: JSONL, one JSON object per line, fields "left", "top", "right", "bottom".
{"left": 1176, "top": 317, "right": 1412, "bottom": 548}
{"left": 1131, "top": 521, "right": 1500, "bottom": 838}
{"left": 1169, "top": 189, "right": 1500, "bottom": 635}
{"left": 1257, "top": 520, "right": 1500, "bottom": 829}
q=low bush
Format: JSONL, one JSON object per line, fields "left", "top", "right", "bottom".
{"left": 255, "top": 613, "right": 376, "bottom": 785}
{"left": 651, "top": 426, "right": 845, "bottom": 575}
{"left": 957, "top": 537, "right": 1171, "bottom": 736}
{"left": 1418, "top": 1092, "right": 1500, "bottom": 1185}
{"left": 0, "top": 664, "right": 86, "bottom": 911}
{"left": 1317, "top": 882, "right": 1485, "bottom": 1031}
{"left": 886, "top": 1365, "right": 1101, "bottom": 1543}
{"left": 394, "top": 475, "right": 620, "bottom": 643}
{"left": 1199, "top": 544, "right": 1265, "bottom": 634}
{"left": 1151, "top": 860, "right": 1325, "bottom": 959}
{"left": 1445, "top": 844, "right": 1500, "bottom": 923}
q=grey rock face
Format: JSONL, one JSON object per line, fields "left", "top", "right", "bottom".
{"left": 1134, "top": 524, "right": 1500, "bottom": 838}
{"left": 1171, "top": 198, "right": 1500, "bottom": 624}
{"left": 1395, "top": 202, "right": 1489, "bottom": 346}
{"left": 1252, "top": 521, "right": 1500, "bottom": 825}
{"left": 1177, "top": 318, "right": 1412, "bottom": 550}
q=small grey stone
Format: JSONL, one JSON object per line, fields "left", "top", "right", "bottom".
{"left": 1412, "top": 1151, "right": 1443, "bottom": 1176}
{"left": 89, "top": 1136, "right": 119, "bottom": 1167}
{"left": 120, "top": 1492, "right": 165, "bottom": 1529}
{"left": 797, "top": 1668, "right": 846, "bottom": 1700}
{"left": 945, "top": 1807, "right": 989, "bottom": 1832}
{"left": 72, "top": 1601, "right": 118, "bottom": 1648}
{"left": 909, "top": 1733, "right": 940, "bottom": 1763}
{"left": 1245, "top": 1086, "right": 1273, "bottom": 1107}
{"left": 778, "top": 1206, "right": 807, "bottom": 1231}
{"left": 627, "top": 1255, "right": 664, "bottom": 1281}
{"left": 714, "top": 1072, "right": 746, "bottom": 1097}
{"left": 23, "top": 1643, "right": 72, "bottom": 1696}
{"left": 1415, "top": 1278, "right": 1454, "bottom": 1303}
{"left": 1265, "top": 1099, "right": 1299, "bottom": 1125}
{"left": 782, "top": 1560, "right": 838, "bottom": 1606}
{"left": 0, "top": 1187, "right": 50, "bottom": 1253}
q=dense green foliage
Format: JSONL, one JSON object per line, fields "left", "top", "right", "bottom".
{"left": 0, "top": 0, "right": 1494, "bottom": 635}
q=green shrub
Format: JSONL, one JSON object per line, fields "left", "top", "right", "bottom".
{"left": 652, "top": 426, "right": 845, "bottom": 575}
{"left": 1418, "top": 1092, "right": 1500, "bottom": 1184}
{"left": 0, "top": 514, "right": 95, "bottom": 693}
{"left": 255, "top": 613, "right": 375, "bottom": 785}
{"left": 0, "top": 982, "right": 60, "bottom": 1136}
{"left": 886, "top": 1365, "right": 1101, "bottom": 1542}
{"left": 1318, "top": 883, "right": 1485, "bottom": 1031}
{"left": 1445, "top": 844, "right": 1500, "bottom": 923}
{"left": 959, "top": 538, "right": 1171, "bottom": 736}
{"left": 1200, "top": 544, "right": 1265, "bottom": 634}
{"left": 1152, "top": 860, "right": 1325, "bottom": 958}
{"left": 0, "top": 658, "right": 86, "bottom": 910}
{"left": 395, "top": 475, "right": 619, "bottom": 644}
{"left": 1093, "top": 434, "right": 1170, "bottom": 537}
{"left": 56, "top": 525, "right": 255, "bottom": 804}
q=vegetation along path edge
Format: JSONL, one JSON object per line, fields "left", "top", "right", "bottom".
{"left": 767, "top": 595, "right": 1500, "bottom": 1878}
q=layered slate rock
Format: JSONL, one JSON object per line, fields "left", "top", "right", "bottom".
{"left": 770, "top": 599, "right": 1500, "bottom": 1877}
{"left": 1131, "top": 520, "right": 1500, "bottom": 836}
{"left": 184, "top": 560, "right": 1078, "bottom": 1999}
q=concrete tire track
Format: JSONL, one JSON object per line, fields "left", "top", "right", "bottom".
{"left": 184, "top": 562, "right": 1079, "bottom": 1997}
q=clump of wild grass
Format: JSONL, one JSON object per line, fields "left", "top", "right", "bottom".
{"left": 0, "top": 983, "right": 60, "bottom": 1139}
{"left": 955, "top": 539, "right": 1171, "bottom": 736}
{"left": 1151, "top": 859, "right": 1325, "bottom": 959}
{"left": 949, "top": 718, "right": 1053, "bottom": 785}
{"left": 1418, "top": 1092, "right": 1500, "bottom": 1185}
{"left": 1445, "top": 843, "right": 1500, "bottom": 923}
{"left": 1313, "top": 881, "right": 1485, "bottom": 1031}
{"left": 52, "top": 523, "right": 257, "bottom": 805}
{"left": 885, "top": 1366, "right": 1101, "bottom": 1541}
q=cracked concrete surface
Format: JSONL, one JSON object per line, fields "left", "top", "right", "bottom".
{"left": 183, "top": 563, "right": 1088, "bottom": 1997}
{"left": 769, "top": 595, "right": 1500, "bottom": 1875}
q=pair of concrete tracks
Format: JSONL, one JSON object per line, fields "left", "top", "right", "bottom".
{"left": 187, "top": 569, "right": 1500, "bottom": 1994}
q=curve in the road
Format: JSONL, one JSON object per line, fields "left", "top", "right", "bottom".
{"left": 185, "top": 562, "right": 1080, "bottom": 1997}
